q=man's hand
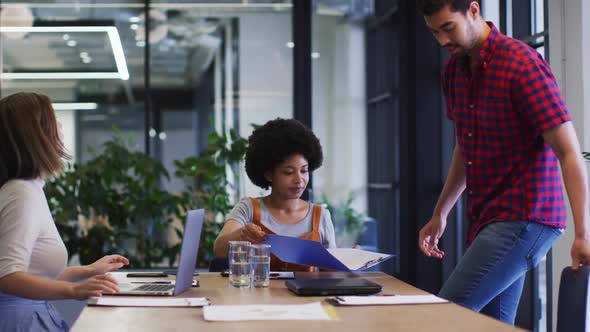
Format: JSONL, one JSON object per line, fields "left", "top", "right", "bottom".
{"left": 571, "top": 236, "right": 590, "bottom": 271}
{"left": 418, "top": 216, "right": 447, "bottom": 259}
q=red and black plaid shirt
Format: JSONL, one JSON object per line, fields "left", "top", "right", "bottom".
{"left": 442, "top": 23, "right": 570, "bottom": 245}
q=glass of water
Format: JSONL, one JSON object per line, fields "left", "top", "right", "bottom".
{"left": 249, "top": 244, "right": 271, "bottom": 288}
{"left": 229, "top": 241, "right": 251, "bottom": 287}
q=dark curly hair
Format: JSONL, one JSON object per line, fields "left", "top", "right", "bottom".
{"left": 245, "top": 118, "right": 323, "bottom": 190}
{"left": 416, "top": 0, "right": 479, "bottom": 16}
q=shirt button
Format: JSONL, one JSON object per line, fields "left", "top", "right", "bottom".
{"left": 467, "top": 132, "right": 473, "bottom": 137}
{"left": 468, "top": 104, "right": 474, "bottom": 109}
{"left": 467, "top": 161, "right": 472, "bottom": 166}
{"left": 468, "top": 190, "right": 473, "bottom": 195}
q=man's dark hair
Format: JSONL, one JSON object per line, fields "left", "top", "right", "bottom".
{"left": 245, "top": 118, "right": 323, "bottom": 190}
{"left": 416, "top": 0, "right": 479, "bottom": 16}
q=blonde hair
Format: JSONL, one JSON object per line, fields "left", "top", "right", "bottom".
{"left": 0, "top": 92, "right": 70, "bottom": 187}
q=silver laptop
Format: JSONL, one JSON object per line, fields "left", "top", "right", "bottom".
{"left": 116, "top": 209, "right": 204, "bottom": 296}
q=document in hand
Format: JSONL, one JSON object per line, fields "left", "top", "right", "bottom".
{"left": 262, "top": 234, "right": 394, "bottom": 272}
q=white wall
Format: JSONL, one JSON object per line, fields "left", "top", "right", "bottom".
{"left": 312, "top": 16, "right": 367, "bottom": 213}
{"left": 238, "top": 13, "right": 293, "bottom": 198}
{"left": 238, "top": 13, "right": 368, "bottom": 214}
{"left": 548, "top": 0, "right": 590, "bottom": 329}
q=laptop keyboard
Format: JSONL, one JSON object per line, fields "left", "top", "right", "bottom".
{"left": 133, "top": 284, "right": 175, "bottom": 292}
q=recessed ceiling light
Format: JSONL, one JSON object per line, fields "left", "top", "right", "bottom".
{"left": 52, "top": 103, "right": 98, "bottom": 110}
{"left": 0, "top": 26, "right": 130, "bottom": 80}
{"left": 67, "top": 39, "right": 77, "bottom": 47}
{"left": 286, "top": 41, "right": 294, "bottom": 48}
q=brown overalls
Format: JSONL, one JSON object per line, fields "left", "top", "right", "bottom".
{"left": 250, "top": 197, "right": 322, "bottom": 272}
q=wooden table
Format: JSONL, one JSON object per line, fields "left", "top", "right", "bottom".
{"left": 72, "top": 272, "right": 525, "bottom": 332}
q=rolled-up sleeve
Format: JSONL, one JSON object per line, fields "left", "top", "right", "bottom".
{"left": 320, "top": 208, "right": 337, "bottom": 248}
{"left": 0, "top": 186, "right": 40, "bottom": 279}
{"left": 224, "top": 198, "right": 253, "bottom": 226}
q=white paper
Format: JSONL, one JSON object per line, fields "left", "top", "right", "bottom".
{"left": 203, "top": 302, "right": 332, "bottom": 321}
{"left": 326, "top": 248, "right": 392, "bottom": 271}
{"left": 89, "top": 297, "right": 209, "bottom": 307}
{"left": 329, "top": 294, "right": 448, "bottom": 306}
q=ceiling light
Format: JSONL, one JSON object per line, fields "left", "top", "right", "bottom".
{"left": 286, "top": 42, "right": 295, "bottom": 48}
{"left": 0, "top": 4, "right": 34, "bottom": 39}
{"left": 52, "top": 103, "right": 98, "bottom": 110}
{"left": 0, "top": 26, "right": 130, "bottom": 80}
{"left": 311, "top": 52, "right": 320, "bottom": 59}
{"left": 67, "top": 40, "right": 77, "bottom": 47}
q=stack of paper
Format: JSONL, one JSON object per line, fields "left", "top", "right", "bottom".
{"left": 203, "top": 302, "right": 334, "bottom": 321}
{"left": 327, "top": 294, "right": 448, "bottom": 306}
{"left": 262, "top": 234, "right": 393, "bottom": 272}
{"left": 88, "top": 297, "right": 209, "bottom": 307}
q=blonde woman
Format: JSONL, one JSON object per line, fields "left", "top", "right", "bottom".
{"left": 0, "top": 92, "right": 129, "bottom": 331}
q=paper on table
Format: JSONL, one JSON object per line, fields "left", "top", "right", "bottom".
{"left": 203, "top": 302, "right": 333, "bottom": 321}
{"left": 88, "top": 297, "right": 209, "bottom": 307}
{"left": 262, "top": 234, "right": 393, "bottom": 272}
{"left": 327, "top": 294, "right": 448, "bottom": 306}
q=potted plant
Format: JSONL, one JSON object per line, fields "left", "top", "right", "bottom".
{"left": 45, "top": 132, "right": 187, "bottom": 267}
{"left": 174, "top": 128, "right": 247, "bottom": 267}
{"left": 321, "top": 193, "right": 366, "bottom": 248}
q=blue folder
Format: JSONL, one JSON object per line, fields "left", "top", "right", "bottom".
{"left": 261, "top": 234, "right": 393, "bottom": 272}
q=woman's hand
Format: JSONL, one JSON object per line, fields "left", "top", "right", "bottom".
{"left": 70, "top": 274, "right": 119, "bottom": 300}
{"left": 239, "top": 224, "right": 266, "bottom": 243}
{"left": 87, "top": 255, "right": 130, "bottom": 276}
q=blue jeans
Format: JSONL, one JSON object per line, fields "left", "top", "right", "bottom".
{"left": 438, "top": 221, "right": 562, "bottom": 324}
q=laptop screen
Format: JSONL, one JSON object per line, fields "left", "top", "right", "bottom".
{"left": 174, "top": 209, "right": 204, "bottom": 295}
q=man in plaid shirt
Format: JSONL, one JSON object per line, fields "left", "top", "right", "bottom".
{"left": 417, "top": 0, "right": 590, "bottom": 324}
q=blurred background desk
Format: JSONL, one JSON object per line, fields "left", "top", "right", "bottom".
{"left": 71, "top": 272, "right": 525, "bottom": 332}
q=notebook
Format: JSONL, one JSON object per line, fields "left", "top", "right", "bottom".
{"left": 115, "top": 209, "right": 204, "bottom": 296}
{"left": 285, "top": 278, "right": 382, "bottom": 296}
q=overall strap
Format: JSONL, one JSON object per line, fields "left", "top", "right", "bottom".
{"left": 250, "top": 197, "right": 262, "bottom": 226}
{"left": 311, "top": 204, "right": 322, "bottom": 232}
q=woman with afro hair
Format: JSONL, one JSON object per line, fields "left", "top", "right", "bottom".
{"left": 213, "top": 118, "right": 336, "bottom": 271}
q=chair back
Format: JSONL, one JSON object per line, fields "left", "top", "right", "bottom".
{"left": 556, "top": 266, "right": 590, "bottom": 332}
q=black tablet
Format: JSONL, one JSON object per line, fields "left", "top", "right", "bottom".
{"left": 285, "top": 278, "right": 382, "bottom": 296}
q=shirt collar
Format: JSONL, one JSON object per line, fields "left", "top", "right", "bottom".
{"left": 479, "top": 22, "right": 499, "bottom": 66}
{"left": 459, "top": 21, "right": 499, "bottom": 70}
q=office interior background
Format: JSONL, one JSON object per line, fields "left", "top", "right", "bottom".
{"left": 0, "top": 0, "right": 588, "bottom": 331}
